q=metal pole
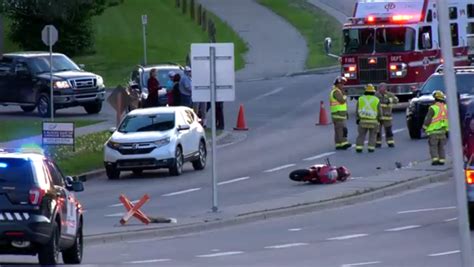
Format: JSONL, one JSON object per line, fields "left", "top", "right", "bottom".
{"left": 143, "top": 23, "right": 147, "bottom": 65}
{"left": 0, "top": 14, "right": 4, "bottom": 60}
{"left": 437, "top": 1, "right": 473, "bottom": 266}
{"left": 210, "top": 46, "right": 218, "bottom": 212}
{"left": 49, "top": 27, "right": 54, "bottom": 121}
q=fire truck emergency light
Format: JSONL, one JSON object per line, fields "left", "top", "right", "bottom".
{"left": 368, "top": 58, "right": 377, "bottom": 64}
{"left": 466, "top": 169, "right": 474, "bottom": 185}
{"left": 392, "top": 14, "right": 421, "bottom": 22}
{"left": 367, "top": 16, "right": 375, "bottom": 23}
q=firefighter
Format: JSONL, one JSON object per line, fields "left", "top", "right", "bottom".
{"left": 355, "top": 84, "right": 381, "bottom": 153}
{"left": 375, "top": 83, "right": 399, "bottom": 148}
{"left": 423, "top": 90, "right": 448, "bottom": 165}
{"left": 330, "top": 76, "right": 351, "bottom": 150}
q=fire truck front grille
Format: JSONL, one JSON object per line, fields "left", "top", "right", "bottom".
{"left": 359, "top": 57, "right": 388, "bottom": 83}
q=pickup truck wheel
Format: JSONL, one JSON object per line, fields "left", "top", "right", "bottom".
{"left": 62, "top": 222, "right": 83, "bottom": 264}
{"left": 20, "top": 105, "right": 36, "bottom": 113}
{"left": 38, "top": 221, "right": 60, "bottom": 265}
{"left": 37, "top": 93, "right": 52, "bottom": 118}
{"left": 83, "top": 102, "right": 102, "bottom": 114}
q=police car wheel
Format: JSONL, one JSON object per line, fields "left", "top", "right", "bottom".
{"left": 38, "top": 221, "right": 60, "bottom": 265}
{"left": 62, "top": 222, "right": 83, "bottom": 264}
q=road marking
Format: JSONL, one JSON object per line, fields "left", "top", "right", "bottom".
{"left": 428, "top": 250, "right": 460, "bottom": 257}
{"left": 162, "top": 188, "right": 201, "bottom": 197}
{"left": 392, "top": 128, "right": 406, "bottom": 134}
{"left": 288, "top": 228, "right": 302, "bottom": 232}
{"left": 264, "top": 164, "right": 296, "bottom": 173}
{"left": 109, "top": 199, "right": 139, "bottom": 208}
{"left": 303, "top": 152, "right": 336, "bottom": 161}
{"left": 125, "top": 259, "right": 171, "bottom": 264}
{"left": 196, "top": 251, "right": 244, "bottom": 258}
{"left": 264, "top": 243, "right": 308, "bottom": 249}
{"left": 341, "top": 261, "right": 381, "bottom": 267}
{"left": 385, "top": 225, "right": 421, "bottom": 232}
{"left": 104, "top": 212, "right": 124, "bottom": 217}
{"left": 218, "top": 177, "right": 250, "bottom": 186}
{"left": 327, "top": 234, "right": 369, "bottom": 241}
{"left": 255, "top": 87, "right": 284, "bottom": 100}
{"left": 397, "top": 206, "right": 456, "bottom": 214}
{"left": 211, "top": 249, "right": 220, "bottom": 252}
{"left": 444, "top": 217, "right": 458, "bottom": 222}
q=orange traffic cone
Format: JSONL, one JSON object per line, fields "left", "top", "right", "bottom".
{"left": 316, "top": 101, "right": 330, "bottom": 126}
{"left": 234, "top": 104, "right": 249, "bottom": 131}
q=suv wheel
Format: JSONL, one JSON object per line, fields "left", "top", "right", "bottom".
{"left": 192, "top": 140, "right": 207, "bottom": 170}
{"left": 469, "top": 204, "right": 474, "bottom": 231}
{"left": 37, "top": 93, "right": 53, "bottom": 118}
{"left": 38, "top": 221, "right": 60, "bottom": 265}
{"left": 83, "top": 102, "right": 102, "bottom": 114}
{"left": 169, "top": 146, "right": 183, "bottom": 176}
{"left": 106, "top": 165, "right": 120, "bottom": 180}
{"left": 407, "top": 118, "right": 421, "bottom": 139}
{"left": 20, "top": 105, "right": 36, "bottom": 113}
{"left": 62, "top": 222, "right": 83, "bottom": 264}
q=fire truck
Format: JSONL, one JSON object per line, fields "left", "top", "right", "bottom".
{"left": 324, "top": 0, "right": 474, "bottom": 101}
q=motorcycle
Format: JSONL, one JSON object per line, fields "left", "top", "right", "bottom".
{"left": 289, "top": 159, "right": 351, "bottom": 184}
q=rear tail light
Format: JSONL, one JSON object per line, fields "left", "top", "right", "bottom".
{"left": 466, "top": 170, "right": 474, "bottom": 184}
{"left": 29, "top": 188, "right": 46, "bottom": 205}
{"left": 5, "top": 231, "right": 25, "bottom": 237}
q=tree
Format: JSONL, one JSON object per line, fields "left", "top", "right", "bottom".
{"left": 0, "top": 0, "right": 124, "bottom": 56}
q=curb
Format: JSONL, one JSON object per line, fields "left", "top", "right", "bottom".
{"left": 84, "top": 169, "right": 451, "bottom": 245}
{"left": 287, "top": 65, "right": 340, "bottom": 77}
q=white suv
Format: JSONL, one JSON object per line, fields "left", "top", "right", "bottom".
{"left": 103, "top": 107, "right": 207, "bottom": 179}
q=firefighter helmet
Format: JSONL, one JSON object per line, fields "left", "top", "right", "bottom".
{"left": 334, "top": 76, "right": 347, "bottom": 85}
{"left": 365, "top": 84, "right": 376, "bottom": 93}
{"left": 432, "top": 90, "right": 446, "bottom": 101}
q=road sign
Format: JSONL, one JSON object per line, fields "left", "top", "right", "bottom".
{"left": 41, "top": 25, "right": 58, "bottom": 46}
{"left": 191, "top": 43, "right": 235, "bottom": 102}
{"left": 141, "top": 14, "right": 148, "bottom": 25}
{"left": 42, "top": 122, "right": 74, "bottom": 146}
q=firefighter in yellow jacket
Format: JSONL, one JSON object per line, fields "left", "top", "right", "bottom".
{"left": 330, "top": 76, "right": 352, "bottom": 150}
{"left": 355, "top": 84, "right": 382, "bottom": 153}
{"left": 375, "top": 83, "right": 399, "bottom": 148}
{"left": 423, "top": 90, "right": 448, "bottom": 165}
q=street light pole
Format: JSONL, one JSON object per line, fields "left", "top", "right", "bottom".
{"left": 437, "top": 1, "right": 473, "bottom": 266}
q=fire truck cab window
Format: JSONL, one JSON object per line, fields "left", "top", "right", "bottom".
{"left": 426, "top": 10, "right": 433, "bottom": 22}
{"left": 449, "top": 7, "right": 458, "bottom": 20}
{"left": 418, "top": 26, "right": 433, "bottom": 50}
{"left": 343, "top": 28, "right": 374, "bottom": 54}
{"left": 468, "top": 4, "right": 474, "bottom": 18}
{"left": 468, "top": 23, "right": 474, "bottom": 34}
{"left": 375, "top": 27, "right": 415, "bottom": 52}
{"left": 451, "top": 23, "right": 459, "bottom": 46}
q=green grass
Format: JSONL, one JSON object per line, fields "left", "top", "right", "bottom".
{"left": 4, "top": 0, "right": 248, "bottom": 87}
{"left": 257, "top": 0, "right": 341, "bottom": 69}
{"left": 0, "top": 119, "right": 103, "bottom": 143}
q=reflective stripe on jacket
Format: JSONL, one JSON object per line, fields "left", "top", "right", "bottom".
{"left": 426, "top": 103, "right": 448, "bottom": 135}
{"left": 357, "top": 95, "right": 380, "bottom": 124}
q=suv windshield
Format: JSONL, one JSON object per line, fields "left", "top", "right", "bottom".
{"left": 118, "top": 113, "right": 175, "bottom": 133}
{"left": 343, "top": 27, "right": 415, "bottom": 54}
{"left": 420, "top": 74, "right": 474, "bottom": 95}
{"left": 28, "top": 55, "right": 80, "bottom": 74}
{"left": 0, "top": 158, "right": 34, "bottom": 184}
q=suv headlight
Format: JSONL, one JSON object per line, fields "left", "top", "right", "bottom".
{"left": 154, "top": 137, "right": 170, "bottom": 148}
{"left": 54, "top": 81, "right": 70, "bottom": 89}
{"left": 106, "top": 140, "right": 121, "bottom": 150}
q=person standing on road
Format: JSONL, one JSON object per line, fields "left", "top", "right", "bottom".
{"left": 144, "top": 68, "right": 160, "bottom": 108}
{"left": 355, "top": 84, "right": 381, "bottom": 153}
{"left": 165, "top": 71, "right": 175, "bottom": 106}
{"left": 330, "top": 76, "right": 351, "bottom": 150}
{"left": 179, "top": 66, "right": 193, "bottom": 108}
{"left": 423, "top": 90, "right": 449, "bottom": 165}
{"left": 171, "top": 73, "right": 182, "bottom": 107}
{"left": 375, "top": 83, "right": 399, "bottom": 148}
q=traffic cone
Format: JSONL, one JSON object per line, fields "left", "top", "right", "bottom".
{"left": 234, "top": 104, "right": 249, "bottom": 131}
{"left": 316, "top": 101, "right": 330, "bottom": 126}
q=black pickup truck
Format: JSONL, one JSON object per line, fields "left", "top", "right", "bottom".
{"left": 0, "top": 52, "right": 106, "bottom": 117}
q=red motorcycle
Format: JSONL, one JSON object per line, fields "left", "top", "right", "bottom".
{"left": 289, "top": 159, "right": 351, "bottom": 184}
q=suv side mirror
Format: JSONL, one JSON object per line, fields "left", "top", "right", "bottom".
{"left": 78, "top": 64, "right": 85, "bottom": 70}
{"left": 109, "top": 127, "right": 117, "bottom": 133}
{"left": 65, "top": 176, "right": 84, "bottom": 192}
{"left": 178, "top": 124, "right": 190, "bottom": 131}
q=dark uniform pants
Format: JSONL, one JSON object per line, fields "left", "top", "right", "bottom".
{"left": 333, "top": 119, "right": 348, "bottom": 148}
{"left": 356, "top": 125, "right": 378, "bottom": 152}
{"left": 428, "top": 134, "right": 447, "bottom": 163}
{"left": 376, "top": 120, "right": 394, "bottom": 146}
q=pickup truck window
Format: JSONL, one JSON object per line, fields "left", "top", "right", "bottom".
{"left": 28, "top": 55, "right": 80, "bottom": 74}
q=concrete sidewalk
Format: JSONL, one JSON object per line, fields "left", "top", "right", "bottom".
{"left": 198, "top": 0, "right": 308, "bottom": 81}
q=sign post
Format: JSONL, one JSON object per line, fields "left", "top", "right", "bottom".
{"left": 142, "top": 15, "right": 148, "bottom": 65}
{"left": 41, "top": 25, "right": 58, "bottom": 121}
{"left": 0, "top": 14, "right": 3, "bottom": 60}
{"left": 191, "top": 43, "right": 235, "bottom": 212}
{"left": 437, "top": 1, "right": 473, "bottom": 266}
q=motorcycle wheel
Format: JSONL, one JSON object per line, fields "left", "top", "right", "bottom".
{"left": 289, "top": 169, "right": 311, "bottom": 182}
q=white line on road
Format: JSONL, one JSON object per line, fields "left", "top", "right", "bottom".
{"left": 264, "top": 164, "right": 296, "bottom": 173}
{"left": 254, "top": 87, "right": 284, "bottom": 100}
{"left": 385, "top": 225, "right": 421, "bottom": 232}
{"left": 109, "top": 200, "right": 139, "bottom": 208}
{"left": 303, "top": 152, "right": 336, "bottom": 161}
{"left": 125, "top": 259, "right": 171, "bottom": 264}
{"left": 288, "top": 228, "right": 302, "bottom": 232}
{"left": 264, "top": 243, "right": 308, "bottom": 249}
{"left": 397, "top": 206, "right": 456, "bottom": 214}
{"left": 341, "top": 261, "right": 381, "bottom": 267}
{"left": 196, "top": 251, "right": 244, "bottom": 258}
{"left": 327, "top": 234, "right": 369, "bottom": 241}
{"left": 162, "top": 188, "right": 201, "bottom": 197}
{"left": 444, "top": 217, "right": 458, "bottom": 222}
{"left": 428, "top": 250, "right": 460, "bottom": 257}
{"left": 218, "top": 177, "right": 251, "bottom": 186}
{"left": 392, "top": 128, "right": 406, "bottom": 134}
{"left": 104, "top": 212, "right": 124, "bottom": 217}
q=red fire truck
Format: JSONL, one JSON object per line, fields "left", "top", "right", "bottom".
{"left": 324, "top": 0, "right": 474, "bottom": 101}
